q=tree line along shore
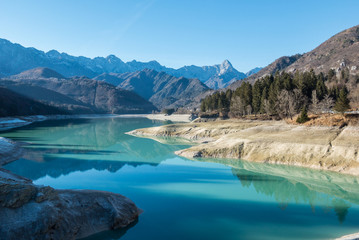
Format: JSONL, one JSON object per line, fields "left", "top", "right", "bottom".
{"left": 200, "top": 69, "right": 358, "bottom": 123}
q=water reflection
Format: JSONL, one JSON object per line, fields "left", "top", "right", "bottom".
{"left": 194, "top": 158, "right": 359, "bottom": 223}
{"left": 80, "top": 219, "right": 139, "bottom": 240}
{"left": 2, "top": 118, "right": 189, "bottom": 180}
{"left": 2, "top": 116, "right": 359, "bottom": 237}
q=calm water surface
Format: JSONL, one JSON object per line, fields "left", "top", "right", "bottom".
{"left": 2, "top": 117, "right": 359, "bottom": 240}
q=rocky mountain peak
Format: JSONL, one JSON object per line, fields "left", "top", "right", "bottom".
{"left": 46, "top": 50, "right": 62, "bottom": 58}
{"left": 219, "top": 59, "right": 234, "bottom": 74}
{"left": 105, "top": 54, "right": 122, "bottom": 63}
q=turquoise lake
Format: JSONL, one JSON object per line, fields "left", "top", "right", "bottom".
{"left": 2, "top": 117, "right": 359, "bottom": 240}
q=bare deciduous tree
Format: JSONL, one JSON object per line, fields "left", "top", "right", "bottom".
{"left": 278, "top": 90, "right": 297, "bottom": 119}
{"left": 246, "top": 105, "right": 252, "bottom": 115}
{"left": 293, "top": 89, "right": 307, "bottom": 113}
{"left": 230, "top": 96, "right": 246, "bottom": 117}
{"left": 310, "top": 90, "right": 321, "bottom": 114}
{"left": 320, "top": 94, "right": 334, "bottom": 113}
{"left": 263, "top": 99, "right": 271, "bottom": 116}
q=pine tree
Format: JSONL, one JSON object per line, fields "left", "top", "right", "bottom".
{"left": 296, "top": 106, "right": 309, "bottom": 123}
{"left": 268, "top": 83, "right": 277, "bottom": 114}
{"left": 334, "top": 88, "right": 350, "bottom": 113}
{"left": 252, "top": 81, "right": 262, "bottom": 114}
{"left": 315, "top": 73, "right": 327, "bottom": 100}
{"left": 200, "top": 100, "right": 206, "bottom": 112}
{"left": 260, "top": 87, "right": 268, "bottom": 114}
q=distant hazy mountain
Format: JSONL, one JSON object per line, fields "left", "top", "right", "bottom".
{"left": 1, "top": 68, "right": 157, "bottom": 114}
{"left": 95, "top": 69, "right": 210, "bottom": 109}
{"left": 165, "top": 60, "right": 247, "bottom": 89}
{"left": 0, "top": 38, "right": 256, "bottom": 89}
{"left": 246, "top": 67, "right": 263, "bottom": 77}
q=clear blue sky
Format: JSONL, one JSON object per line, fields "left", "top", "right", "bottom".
{"left": 0, "top": 0, "right": 358, "bottom": 72}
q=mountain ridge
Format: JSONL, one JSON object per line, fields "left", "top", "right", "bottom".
{"left": 95, "top": 68, "right": 210, "bottom": 109}
{"left": 0, "top": 38, "right": 257, "bottom": 89}
{"left": 228, "top": 24, "right": 359, "bottom": 89}
{"left": 285, "top": 24, "right": 359, "bottom": 74}
{"left": 0, "top": 68, "right": 157, "bottom": 114}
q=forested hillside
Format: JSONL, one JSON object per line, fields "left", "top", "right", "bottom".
{"left": 201, "top": 69, "right": 356, "bottom": 120}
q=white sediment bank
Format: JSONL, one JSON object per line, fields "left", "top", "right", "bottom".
{"left": 114, "top": 113, "right": 193, "bottom": 122}
{"left": 129, "top": 119, "right": 359, "bottom": 176}
{"left": 335, "top": 233, "right": 359, "bottom": 240}
{"left": 0, "top": 113, "right": 192, "bottom": 132}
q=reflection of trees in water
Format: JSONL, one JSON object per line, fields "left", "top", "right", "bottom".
{"left": 231, "top": 168, "right": 353, "bottom": 223}
{"left": 4, "top": 118, "right": 187, "bottom": 180}
{"left": 333, "top": 199, "right": 350, "bottom": 224}
{"left": 190, "top": 158, "right": 359, "bottom": 224}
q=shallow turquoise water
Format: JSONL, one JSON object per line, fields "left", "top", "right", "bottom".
{"left": 2, "top": 117, "right": 359, "bottom": 240}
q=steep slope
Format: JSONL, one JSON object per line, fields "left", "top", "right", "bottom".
{"left": 16, "top": 77, "right": 156, "bottom": 114}
{"left": 1, "top": 80, "right": 95, "bottom": 114}
{"left": 0, "top": 86, "right": 66, "bottom": 117}
{"left": 285, "top": 24, "right": 359, "bottom": 74}
{"left": 228, "top": 54, "right": 302, "bottom": 89}
{"left": 229, "top": 24, "right": 359, "bottom": 90}
{"left": 2, "top": 68, "right": 157, "bottom": 114}
{"left": 95, "top": 69, "right": 210, "bottom": 109}
{"left": 93, "top": 72, "right": 126, "bottom": 86}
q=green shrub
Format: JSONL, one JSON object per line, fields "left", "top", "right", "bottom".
{"left": 296, "top": 106, "right": 309, "bottom": 123}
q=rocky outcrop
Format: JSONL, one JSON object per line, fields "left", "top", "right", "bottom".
{"left": 0, "top": 137, "right": 24, "bottom": 165}
{"left": 129, "top": 119, "right": 359, "bottom": 175}
{"left": 0, "top": 137, "right": 141, "bottom": 239}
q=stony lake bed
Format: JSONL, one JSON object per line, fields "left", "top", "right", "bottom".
{"left": 1, "top": 116, "right": 359, "bottom": 239}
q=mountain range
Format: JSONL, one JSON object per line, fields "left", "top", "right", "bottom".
{"left": 1, "top": 24, "right": 358, "bottom": 116}
{"left": 0, "top": 67, "right": 157, "bottom": 114}
{"left": 94, "top": 69, "right": 210, "bottom": 109}
{"left": 0, "top": 38, "right": 259, "bottom": 89}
